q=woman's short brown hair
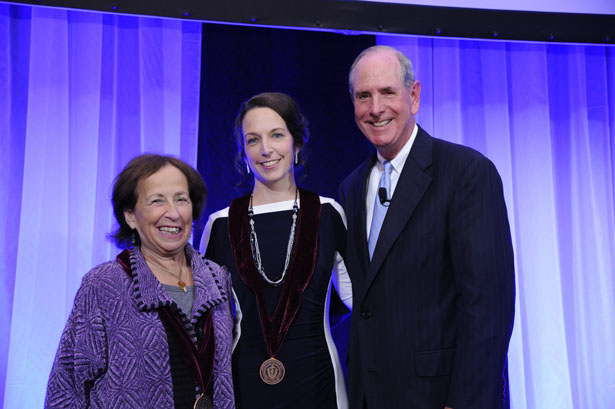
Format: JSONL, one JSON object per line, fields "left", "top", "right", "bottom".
{"left": 111, "top": 154, "right": 207, "bottom": 249}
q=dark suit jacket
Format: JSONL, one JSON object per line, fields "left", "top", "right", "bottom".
{"left": 339, "top": 126, "right": 515, "bottom": 409}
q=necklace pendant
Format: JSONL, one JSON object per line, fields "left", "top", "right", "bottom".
{"left": 178, "top": 280, "right": 187, "bottom": 292}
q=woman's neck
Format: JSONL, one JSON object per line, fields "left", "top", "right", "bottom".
{"left": 140, "top": 245, "right": 187, "bottom": 274}
{"left": 251, "top": 180, "right": 297, "bottom": 206}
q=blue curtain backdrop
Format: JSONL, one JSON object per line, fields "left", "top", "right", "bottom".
{"left": 1, "top": 3, "right": 614, "bottom": 408}
{"left": 0, "top": 4, "right": 202, "bottom": 407}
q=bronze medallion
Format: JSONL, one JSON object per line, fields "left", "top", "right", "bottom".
{"left": 194, "top": 394, "right": 213, "bottom": 409}
{"left": 259, "top": 357, "right": 285, "bottom": 385}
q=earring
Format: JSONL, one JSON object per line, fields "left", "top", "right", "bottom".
{"left": 295, "top": 151, "right": 299, "bottom": 165}
{"left": 131, "top": 230, "right": 137, "bottom": 246}
{"left": 246, "top": 163, "right": 250, "bottom": 174}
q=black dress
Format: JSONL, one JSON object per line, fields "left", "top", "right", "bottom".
{"left": 201, "top": 194, "right": 352, "bottom": 409}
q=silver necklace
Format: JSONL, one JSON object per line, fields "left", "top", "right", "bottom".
{"left": 248, "top": 189, "right": 298, "bottom": 287}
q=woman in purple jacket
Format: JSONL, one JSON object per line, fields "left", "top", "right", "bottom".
{"left": 45, "top": 154, "right": 234, "bottom": 409}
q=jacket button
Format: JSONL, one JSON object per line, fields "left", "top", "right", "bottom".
{"left": 362, "top": 310, "right": 372, "bottom": 319}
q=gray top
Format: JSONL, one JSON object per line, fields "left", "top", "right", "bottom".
{"left": 162, "top": 284, "right": 195, "bottom": 317}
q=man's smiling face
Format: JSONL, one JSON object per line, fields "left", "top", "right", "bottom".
{"left": 351, "top": 49, "right": 420, "bottom": 160}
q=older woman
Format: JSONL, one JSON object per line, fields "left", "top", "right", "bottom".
{"left": 45, "top": 154, "right": 234, "bottom": 409}
{"left": 201, "top": 92, "right": 352, "bottom": 408}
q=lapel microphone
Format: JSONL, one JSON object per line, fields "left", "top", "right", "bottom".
{"left": 378, "top": 187, "right": 391, "bottom": 206}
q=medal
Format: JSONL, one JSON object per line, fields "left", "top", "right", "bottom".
{"left": 194, "top": 394, "right": 213, "bottom": 409}
{"left": 259, "top": 357, "right": 285, "bottom": 385}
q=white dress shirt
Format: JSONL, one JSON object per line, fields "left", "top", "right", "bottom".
{"left": 365, "top": 124, "right": 419, "bottom": 238}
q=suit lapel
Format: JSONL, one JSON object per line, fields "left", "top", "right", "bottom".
{"left": 365, "top": 127, "right": 433, "bottom": 290}
{"left": 350, "top": 155, "right": 376, "bottom": 278}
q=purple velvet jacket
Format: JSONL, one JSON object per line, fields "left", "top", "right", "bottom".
{"left": 45, "top": 245, "right": 235, "bottom": 409}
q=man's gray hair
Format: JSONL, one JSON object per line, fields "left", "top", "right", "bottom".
{"left": 348, "top": 45, "right": 416, "bottom": 95}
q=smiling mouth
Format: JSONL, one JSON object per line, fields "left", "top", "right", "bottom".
{"left": 159, "top": 227, "right": 180, "bottom": 234}
{"left": 260, "top": 159, "right": 281, "bottom": 167}
{"left": 371, "top": 119, "right": 392, "bottom": 127}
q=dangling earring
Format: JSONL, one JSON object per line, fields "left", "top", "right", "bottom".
{"left": 295, "top": 151, "right": 299, "bottom": 165}
{"left": 131, "top": 230, "right": 137, "bottom": 247}
{"left": 246, "top": 162, "right": 250, "bottom": 174}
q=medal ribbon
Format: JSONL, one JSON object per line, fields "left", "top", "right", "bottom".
{"left": 117, "top": 250, "right": 215, "bottom": 400}
{"left": 228, "top": 188, "right": 321, "bottom": 358}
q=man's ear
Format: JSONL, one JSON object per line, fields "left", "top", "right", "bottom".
{"left": 410, "top": 80, "right": 421, "bottom": 115}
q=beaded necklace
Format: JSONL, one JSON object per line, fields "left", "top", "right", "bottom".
{"left": 247, "top": 189, "right": 298, "bottom": 287}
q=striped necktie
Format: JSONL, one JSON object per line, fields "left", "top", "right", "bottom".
{"left": 368, "top": 161, "right": 393, "bottom": 261}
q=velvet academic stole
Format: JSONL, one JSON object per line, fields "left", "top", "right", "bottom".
{"left": 116, "top": 249, "right": 215, "bottom": 398}
{"left": 227, "top": 188, "right": 321, "bottom": 358}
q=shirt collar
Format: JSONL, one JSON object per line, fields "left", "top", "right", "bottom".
{"left": 376, "top": 123, "right": 418, "bottom": 174}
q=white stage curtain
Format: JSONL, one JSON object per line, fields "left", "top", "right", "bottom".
{"left": 0, "top": 4, "right": 202, "bottom": 406}
{"left": 377, "top": 35, "right": 615, "bottom": 408}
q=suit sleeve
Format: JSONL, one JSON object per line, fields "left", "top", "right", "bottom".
{"left": 446, "top": 156, "right": 515, "bottom": 409}
{"left": 45, "top": 279, "right": 108, "bottom": 408}
{"left": 338, "top": 180, "right": 349, "bottom": 210}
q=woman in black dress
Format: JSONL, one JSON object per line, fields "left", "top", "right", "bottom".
{"left": 200, "top": 92, "right": 352, "bottom": 408}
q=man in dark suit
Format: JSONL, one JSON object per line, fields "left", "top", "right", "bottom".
{"left": 339, "top": 45, "right": 515, "bottom": 409}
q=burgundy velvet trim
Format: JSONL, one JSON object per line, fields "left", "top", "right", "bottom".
{"left": 116, "top": 250, "right": 215, "bottom": 394}
{"left": 227, "top": 188, "right": 321, "bottom": 357}
{"left": 158, "top": 308, "right": 214, "bottom": 394}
